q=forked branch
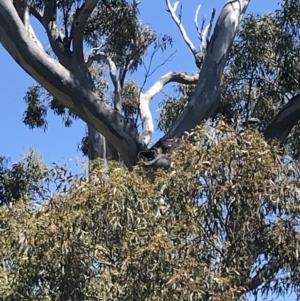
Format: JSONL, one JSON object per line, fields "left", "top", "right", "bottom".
{"left": 166, "top": 0, "right": 250, "bottom": 141}
{"left": 43, "top": 0, "right": 72, "bottom": 68}
{"left": 0, "top": 0, "right": 144, "bottom": 167}
{"left": 165, "top": 0, "right": 198, "bottom": 57}
{"left": 87, "top": 51, "right": 122, "bottom": 112}
{"left": 12, "top": 0, "right": 43, "bottom": 49}
{"left": 140, "top": 72, "right": 199, "bottom": 145}
{"left": 195, "top": 6, "right": 216, "bottom": 57}
{"left": 166, "top": 0, "right": 216, "bottom": 68}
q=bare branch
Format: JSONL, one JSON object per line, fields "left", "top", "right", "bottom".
{"left": 140, "top": 72, "right": 199, "bottom": 145}
{"left": 194, "top": 4, "right": 203, "bottom": 36}
{"left": 166, "top": 0, "right": 250, "bottom": 140}
{"left": 194, "top": 6, "right": 216, "bottom": 67}
{"left": 147, "top": 51, "right": 176, "bottom": 79}
{"left": 165, "top": 0, "right": 197, "bottom": 56}
{"left": 144, "top": 72, "right": 199, "bottom": 101}
{"left": 264, "top": 94, "right": 300, "bottom": 142}
{"left": 72, "top": 0, "right": 98, "bottom": 61}
{"left": 140, "top": 47, "right": 176, "bottom": 94}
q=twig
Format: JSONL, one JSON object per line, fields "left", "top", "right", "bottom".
{"left": 194, "top": 4, "right": 203, "bottom": 37}
{"left": 165, "top": 0, "right": 197, "bottom": 56}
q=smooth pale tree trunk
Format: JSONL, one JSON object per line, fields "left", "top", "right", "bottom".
{"left": 88, "top": 125, "right": 106, "bottom": 161}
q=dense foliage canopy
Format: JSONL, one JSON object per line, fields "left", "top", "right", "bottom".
{"left": 1, "top": 125, "right": 300, "bottom": 301}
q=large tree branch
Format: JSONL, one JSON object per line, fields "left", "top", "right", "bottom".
{"left": 140, "top": 72, "right": 199, "bottom": 145}
{"left": 0, "top": 0, "right": 144, "bottom": 167}
{"left": 245, "top": 258, "right": 281, "bottom": 292}
{"left": 165, "top": 0, "right": 250, "bottom": 140}
{"left": 87, "top": 52, "right": 122, "bottom": 112}
{"left": 12, "top": 0, "right": 43, "bottom": 50}
{"left": 264, "top": 94, "right": 300, "bottom": 142}
{"left": 72, "top": 0, "right": 98, "bottom": 61}
{"left": 43, "top": 0, "right": 72, "bottom": 68}
{"left": 144, "top": 72, "right": 199, "bottom": 101}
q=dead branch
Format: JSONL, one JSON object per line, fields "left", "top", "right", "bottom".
{"left": 165, "top": 0, "right": 198, "bottom": 57}
{"left": 140, "top": 72, "right": 199, "bottom": 145}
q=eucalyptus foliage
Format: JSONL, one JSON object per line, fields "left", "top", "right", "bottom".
{"left": 1, "top": 124, "right": 300, "bottom": 300}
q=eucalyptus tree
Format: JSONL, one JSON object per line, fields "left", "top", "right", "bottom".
{"left": 1, "top": 124, "right": 300, "bottom": 301}
{"left": 0, "top": 0, "right": 250, "bottom": 168}
{"left": 2, "top": 1, "right": 300, "bottom": 300}
{"left": 157, "top": 0, "right": 300, "bottom": 161}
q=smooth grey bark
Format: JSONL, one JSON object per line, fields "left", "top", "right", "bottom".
{"left": 166, "top": 0, "right": 250, "bottom": 140}
{"left": 264, "top": 94, "right": 300, "bottom": 142}
{"left": 88, "top": 125, "right": 106, "bottom": 160}
{"left": 0, "top": 0, "right": 144, "bottom": 167}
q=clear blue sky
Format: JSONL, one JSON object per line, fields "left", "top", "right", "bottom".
{"left": 0, "top": 1, "right": 296, "bottom": 300}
